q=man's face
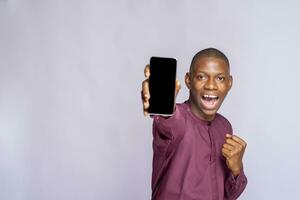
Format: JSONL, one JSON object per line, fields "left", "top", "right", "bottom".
{"left": 185, "top": 57, "right": 232, "bottom": 121}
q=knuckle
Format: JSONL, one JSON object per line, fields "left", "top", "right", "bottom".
{"left": 237, "top": 144, "right": 242, "bottom": 150}
{"left": 142, "top": 80, "right": 147, "bottom": 86}
{"left": 143, "top": 102, "right": 149, "bottom": 108}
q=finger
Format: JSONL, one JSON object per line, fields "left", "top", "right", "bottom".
{"left": 175, "top": 79, "right": 181, "bottom": 96}
{"left": 223, "top": 143, "right": 235, "bottom": 151}
{"left": 231, "top": 135, "right": 247, "bottom": 148}
{"left": 225, "top": 138, "right": 243, "bottom": 149}
{"left": 222, "top": 152, "right": 229, "bottom": 159}
{"left": 144, "top": 64, "right": 150, "bottom": 78}
{"left": 141, "top": 80, "right": 150, "bottom": 114}
{"left": 143, "top": 110, "right": 148, "bottom": 116}
{"left": 142, "top": 80, "right": 150, "bottom": 100}
{"left": 143, "top": 100, "right": 149, "bottom": 110}
{"left": 222, "top": 148, "right": 231, "bottom": 158}
{"left": 142, "top": 92, "right": 149, "bottom": 116}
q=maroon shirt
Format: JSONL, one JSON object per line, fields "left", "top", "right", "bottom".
{"left": 151, "top": 101, "right": 247, "bottom": 200}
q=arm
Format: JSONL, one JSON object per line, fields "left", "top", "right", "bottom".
{"left": 152, "top": 106, "right": 185, "bottom": 155}
{"left": 222, "top": 134, "right": 248, "bottom": 199}
{"left": 224, "top": 168, "right": 247, "bottom": 200}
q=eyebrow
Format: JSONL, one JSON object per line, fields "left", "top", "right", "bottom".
{"left": 195, "top": 71, "right": 227, "bottom": 76}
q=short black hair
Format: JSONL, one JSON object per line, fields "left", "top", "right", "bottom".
{"left": 189, "top": 48, "right": 230, "bottom": 75}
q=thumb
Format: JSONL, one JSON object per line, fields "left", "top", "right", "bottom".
{"left": 175, "top": 80, "right": 181, "bottom": 96}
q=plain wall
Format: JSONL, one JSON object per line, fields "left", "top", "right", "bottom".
{"left": 1, "top": 0, "right": 300, "bottom": 199}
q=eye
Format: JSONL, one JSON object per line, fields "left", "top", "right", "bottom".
{"left": 216, "top": 76, "right": 225, "bottom": 82}
{"left": 196, "top": 74, "right": 207, "bottom": 80}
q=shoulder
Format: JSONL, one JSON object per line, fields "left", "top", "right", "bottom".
{"left": 214, "top": 113, "right": 233, "bottom": 134}
{"left": 175, "top": 102, "right": 187, "bottom": 113}
{"left": 215, "top": 113, "right": 231, "bottom": 125}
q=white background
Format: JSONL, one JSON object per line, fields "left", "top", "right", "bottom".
{"left": 1, "top": 0, "right": 300, "bottom": 199}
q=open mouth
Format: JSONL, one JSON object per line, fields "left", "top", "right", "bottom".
{"left": 201, "top": 94, "right": 219, "bottom": 109}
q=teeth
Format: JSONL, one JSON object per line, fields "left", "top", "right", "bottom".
{"left": 203, "top": 95, "right": 218, "bottom": 98}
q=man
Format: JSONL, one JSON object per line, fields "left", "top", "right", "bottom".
{"left": 142, "top": 48, "right": 247, "bottom": 200}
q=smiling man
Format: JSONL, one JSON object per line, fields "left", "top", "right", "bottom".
{"left": 142, "top": 48, "right": 247, "bottom": 200}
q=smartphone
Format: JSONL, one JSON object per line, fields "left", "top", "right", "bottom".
{"left": 148, "top": 56, "right": 177, "bottom": 116}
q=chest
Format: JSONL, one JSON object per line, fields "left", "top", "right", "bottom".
{"left": 177, "top": 121, "right": 226, "bottom": 162}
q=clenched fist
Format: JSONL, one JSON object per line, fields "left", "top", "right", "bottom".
{"left": 222, "top": 134, "right": 247, "bottom": 177}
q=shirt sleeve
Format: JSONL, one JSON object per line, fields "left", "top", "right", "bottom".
{"left": 152, "top": 105, "right": 185, "bottom": 155}
{"left": 224, "top": 168, "right": 248, "bottom": 200}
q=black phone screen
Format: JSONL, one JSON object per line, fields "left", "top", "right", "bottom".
{"left": 148, "top": 57, "right": 177, "bottom": 116}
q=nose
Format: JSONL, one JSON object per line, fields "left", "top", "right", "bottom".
{"left": 204, "top": 77, "right": 217, "bottom": 90}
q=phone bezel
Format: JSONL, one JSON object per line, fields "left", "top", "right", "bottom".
{"left": 148, "top": 56, "right": 177, "bottom": 117}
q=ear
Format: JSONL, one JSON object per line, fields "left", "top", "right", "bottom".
{"left": 185, "top": 72, "right": 191, "bottom": 89}
{"left": 228, "top": 75, "right": 233, "bottom": 90}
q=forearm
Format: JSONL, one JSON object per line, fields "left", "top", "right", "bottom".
{"left": 224, "top": 168, "right": 247, "bottom": 200}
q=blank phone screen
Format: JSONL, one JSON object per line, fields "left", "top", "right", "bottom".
{"left": 148, "top": 57, "right": 177, "bottom": 116}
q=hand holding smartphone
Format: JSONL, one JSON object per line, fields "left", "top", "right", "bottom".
{"left": 146, "top": 57, "right": 177, "bottom": 116}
